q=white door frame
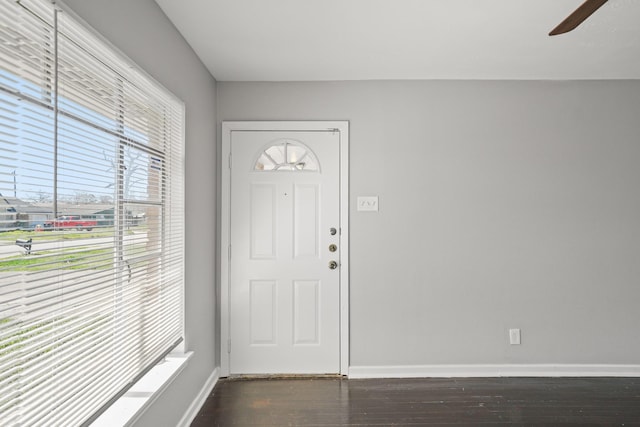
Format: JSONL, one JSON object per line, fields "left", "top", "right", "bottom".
{"left": 220, "top": 121, "right": 349, "bottom": 377}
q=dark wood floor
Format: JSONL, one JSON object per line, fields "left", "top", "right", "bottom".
{"left": 190, "top": 377, "right": 640, "bottom": 426}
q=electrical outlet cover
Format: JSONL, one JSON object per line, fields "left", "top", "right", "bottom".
{"left": 509, "top": 328, "right": 521, "bottom": 345}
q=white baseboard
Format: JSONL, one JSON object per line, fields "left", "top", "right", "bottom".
{"left": 177, "top": 367, "right": 220, "bottom": 427}
{"left": 348, "top": 364, "right": 640, "bottom": 379}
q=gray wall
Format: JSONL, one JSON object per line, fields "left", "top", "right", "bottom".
{"left": 62, "top": 1, "right": 217, "bottom": 426}
{"left": 219, "top": 80, "right": 640, "bottom": 366}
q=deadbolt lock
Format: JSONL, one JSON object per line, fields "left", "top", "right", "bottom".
{"left": 329, "top": 260, "right": 338, "bottom": 270}
{"left": 330, "top": 227, "right": 337, "bottom": 236}
{"left": 329, "top": 244, "right": 337, "bottom": 252}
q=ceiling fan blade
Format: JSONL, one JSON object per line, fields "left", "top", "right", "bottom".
{"left": 549, "top": 0, "right": 609, "bottom": 36}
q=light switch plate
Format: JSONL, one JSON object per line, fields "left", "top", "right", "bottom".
{"left": 357, "top": 196, "right": 379, "bottom": 212}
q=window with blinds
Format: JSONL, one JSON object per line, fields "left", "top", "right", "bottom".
{"left": 0, "top": 0, "right": 185, "bottom": 425}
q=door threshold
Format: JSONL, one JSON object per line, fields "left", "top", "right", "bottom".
{"left": 227, "top": 373, "right": 344, "bottom": 381}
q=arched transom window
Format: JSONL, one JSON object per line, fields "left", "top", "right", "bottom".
{"left": 254, "top": 140, "right": 320, "bottom": 172}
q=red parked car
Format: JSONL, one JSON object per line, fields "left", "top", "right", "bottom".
{"left": 43, "top": 215, "right": 97, "bottom": 231}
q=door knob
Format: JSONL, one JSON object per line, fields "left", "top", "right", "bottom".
{"left": 329, "top": 261, "right": 338, "bottom": 270}
{"left": 329, "top": 244, "right": 337, "bottom": 252}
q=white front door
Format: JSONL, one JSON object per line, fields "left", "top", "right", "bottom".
{"left": 228, "top": 128, "right": 343, "bottom": 374}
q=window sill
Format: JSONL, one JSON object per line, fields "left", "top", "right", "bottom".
{"left": 90, "top": 352, "right": 193, "bottom": 427}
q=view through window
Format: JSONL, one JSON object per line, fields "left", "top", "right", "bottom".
{"left": 0, "top": 0, "right": 185, "bottom": 424}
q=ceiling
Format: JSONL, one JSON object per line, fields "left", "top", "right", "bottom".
{"left": 154, "top": 0, "right": 640, "bottom": 81}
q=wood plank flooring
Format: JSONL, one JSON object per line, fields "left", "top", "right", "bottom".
{"left": 191, "top": 377, "right": 640, "bottom": 426}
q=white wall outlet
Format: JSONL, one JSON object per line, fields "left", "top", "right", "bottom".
{"left": 509, "top": 328, "right": 521, "bottom": 345}
{"left": 357, "top": 196, "right": 379, "bottom": 212}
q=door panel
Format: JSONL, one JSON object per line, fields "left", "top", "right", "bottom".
{"left": 230, "top": 130, "right": 340, "bottom": 374}
{"left": 293, "top": 280, "right": 320, "bottom": 345}
{"left": 249, "top": 280, "right": 277, "bottom": 345}
{"left": 294, "top": 183, "right": 320, "bottom": 259}
{"left": 250, "top": 183, "right": 277, "bottom": 259}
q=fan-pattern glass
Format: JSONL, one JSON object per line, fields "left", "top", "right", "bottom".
{"left": 255, "top": 140, "right": 319, "bottom": 172}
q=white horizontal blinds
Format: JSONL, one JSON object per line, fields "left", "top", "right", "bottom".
{"left": 0, "top": 0, "right": 55, "bottom": 104}
{"left": 0, "top": 3, "right": 58, "bottom": 425}
{"left": 0, "top": 0, "right": 55, "bottom": 233}
{"left": 0, "top": 0, "right": 185, "bottom": 425}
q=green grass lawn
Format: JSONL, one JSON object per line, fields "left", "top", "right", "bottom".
{"left": 0, "top": 248, "right": 114, "bottom": 271}
{"left": 0, "top": 318, "right": 58, "bottom": 358}
{"left": 0, "top": 228, "right": 115, "bottom": 242}
{"left": 0, "top": 227, "right": 144, "bottom": 243}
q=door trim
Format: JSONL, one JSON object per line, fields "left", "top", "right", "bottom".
{"left": 220, "top": 121, "right": 349, "bottom": 377}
